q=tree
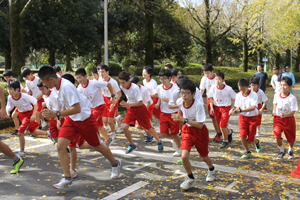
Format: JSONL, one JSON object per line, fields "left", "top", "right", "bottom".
{"left": 0, "top": 2, "right": 11, "bottom": 69}
{"left": 0, "top": 0, "right": 36, "bottom": 77}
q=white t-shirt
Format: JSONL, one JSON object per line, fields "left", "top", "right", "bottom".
{"left": 143, "top": 78, "right": 158, "bottom": 95}
{"left": 199, "top": 74, "right": 216, "bottom": 97}
{"left": 177, "top": 98, "right": 206, "bottom": 127}
{"left": 43, "top": 89, "right": 63, "bottom": 112}
{"left": 6, "top": 93, "right": 37, "bottom": 113}
{"left": 25, "top": 75, "right": 42, "bottom": 98}
{"left": 139, "top": 85, "right": 153, "bottom": 106}
{"left": 271, "top": 74, "right": 281, "bottom": 93}
{"left": 99, "top": 76, "right": 120, "bottom": 98}
{"left": 252, "top": 89, "right": 268, "bottom": 105}
{"left": 157, "top": 83, "right": 179, "bottom": 113}
{"left": 56, "top": 78, "right": 91, "bottom": 121}
{"left": 169, "top": 87, "right": 204, "bottom": 106}
{"left": 77, "top": 79, "right": 108, "bottom": 108}
{"left": 120, "top": 82, "right": 143, "bottom": 104}
{"left": 208, "top": 84, "right": 236, "bottom": 107}
{"left": 273, "top": 92, "right": 298, "bottom": 116}
{"left": 235, "top": 90, "right": 258, "bottom": 117}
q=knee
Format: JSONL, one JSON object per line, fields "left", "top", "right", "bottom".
{"left": 181, "top": 154, "right": 189, "bottom": 161}
{"left": 122, "top": 124, "right": 129, "bottom": 131}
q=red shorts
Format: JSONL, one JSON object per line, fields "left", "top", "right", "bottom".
{"left": 160, "top": 112, "right": 180, "bottom": 135}
{"left": 69, "top": 134, "right": 85, "bottom": 148}
{"left": 181, "top": 124, "right": 209, "bottom": 157}
{"left": 239, "top": 114, "right": 257, "bottom": 142}
{"left": 37, "top": 99, "right": 44, "bottom": 112}
{"left": 152, "top": 98, "right": 160, "bottom": 119}
{"left": 18, "top": 110, "right": 39, "bottom": 134}
{"left": 214, "top": 106, "right": 231, "bottom": 128}
{"left": 147, "top": 103, "right": 154, "bottom": 121}
{"left": 273, "top": 116, "right": 296, "bottom": 143}
{"left": 49, "top": 117, "right": 65, "bottom": 138}
{"left": 60, "top": 115, "right": 102, "bottom": 147}
{"left": 124, "top": 105, "right": 152, "bottom": 130}
{"left": 206, "top": 98, "right": 214, "bottom": 118}
{"left": 257, "top": 104, "right": 262, "bottom": 126}
{"left": 103, "top": 96, "right": 118, "bottom": 118}
{"left": 92, "top": 104, "right": 105, "bottom": 127}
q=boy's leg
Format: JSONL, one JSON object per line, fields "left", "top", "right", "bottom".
{"left": 108, "top": 117, "right": 115, "bottom": 132}
{"left": 99, "top": 126, "right": 110, "bottom": 141}
{"left": 36, "top": 111, "right": 41, "bottom": 125}
{"left": 123, "top": 123, "right": 134, "bottom": 145}
{"left": 182, "top": 150, "right": 192, "bottom": 174}
{"left": 172, "top": 134, "right": 181, "bottom": 149}
{"left": 147, "top": 128, "right": 162, "bottom": 143}
{"left": 93, "top": 145, "right": 117, "bottom": 165}
{"left": 57, "top": 137, "right": 72, "bottom": 178}
{"left": 69, "top": 147, "right": 77, "bottom": 171}
{"left": 202, "top": 156, "right": 213, "bottom": 168}
{"left": 241, "top": 138, "right": 250, "bottom": 152}
{"left": 103, "top": 116, "right": 108, "bottom": 127}
{"left": 212, "top": 117, "right": 221, "bottom": 134}
{"left": 18, "top": 132, "right": 25, "bottom": 151}
{"left": 0, "top": 140, "right": 15, "bottom": 159}
{"left": 12, "top": 111, "right": 20, "bottom": 129}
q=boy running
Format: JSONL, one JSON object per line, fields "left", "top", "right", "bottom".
{"left": 208, "top": 72, "right": 236, "bottom": 148}
{"left": 38, "top": 66, "right": 121, "bottom": 189}
{"left": 172, "top": 80, "right": 215, "bottom": 191}
{"left": 118, "top": 71, "right": 163, "bottom": 154}
{"left": 229, "top": 78, "right": 262, "bottom": 159}
{"left": 272, "top": 76, "right": 298, "bottom": 160}
{"left": 271, "top": 66, "right": 281, "bottom": 94}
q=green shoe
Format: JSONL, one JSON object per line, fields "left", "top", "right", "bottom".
{"left": 10, "top": 158, "right": 24, "bottom": 174}
{"left": 241, "top": 152, "right": 252, "bottom": 159}
{"left": 255, "top": 139, "right": 262, "bottom": 153}
{"left": 177, "top": 159, "right": 183, "bottom": 165}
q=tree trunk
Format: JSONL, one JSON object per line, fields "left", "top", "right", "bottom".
{"left": 242, "top": 39, "right": 248, "bottom": 72}
{"left": 4, "top": 51, "right": 11, "bottom": 69}
{"left": 275, "top": 52, "right": 281, "bottom": 67}
{"left": 96, "top": 50, "right": 102, "bottom": 66}
{"left": 64, "top": 53, "right": 73, "bottom": 71}
{"left": 9, "top": 0, "right": 25, "bottom": 77}
{"left": 295, "top": 43, "right": 300, "bottom": 72}
{"left": 286, "top": 49, "right": 291, "bottom": 68}
{"left": 48, "top": 49, "right": 56, "bottom": 66}
{"left": 205, "top": 0, "right": 212, "bottom": 64}
{"left": 144, "top": 11, "right": 154, "bottom": 67}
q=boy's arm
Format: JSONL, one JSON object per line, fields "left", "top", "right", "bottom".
{"left": 272, "top": 104, "right": 277, "bottom": 116}
{"left": 120, "top": 100, "right": 143, "bottom": 108}
{"left": 155, "top": 98, "right": 161, "bottom": 109}
{"left": 200, "top": 89, "right": 205, "bottom": 96}
{"left": 231, "top": 99, "right": 235, "bottom": 108}
{"left": 43, "top": 103, "right": 81, "bottom": 118}
{"left": 171, "top": 110, "right": 204, "bottom": 129}
{"left": 146, "top": 101, "right": 151, "bottom": 109}
{"left": 30, "top": 103, "right": 37, "bottom": 122}
{"left": 0, "top": 87, "right": 6, "bottom": 119}
{"left": 169, "top": 104, "right": 179, "bottom": 109}
{"left": 281, "top": 111, "right": 295, "bottom": 118}
{"left": 150, "top": 93, "right": 158, "bottom": 98}
{"left": 106, "top": 83, "right": 116, "bottom": 105}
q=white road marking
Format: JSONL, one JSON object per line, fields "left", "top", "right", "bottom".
{"left": 284, "top": 191, "right": 300, "bottom": 199}
{"left": 215, "top": 181, "right": 239, "bottom": 193}
{"left": 101, "top": 181, "right": 149, "bottom": 200}
{"left": 122, "top": 162, "right": 150, "bottom": 171}
{"left": 25, "top": 143, "right": 51, "bottom": 150}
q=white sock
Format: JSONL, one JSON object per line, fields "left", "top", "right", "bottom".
{"left": 224, "top": 140, "right": 229, "bottom": 143}
{"left": 111, "top": 132, "right": 115, "bottom": 135}
{"left": 104, "top": 126, "right": 108, "bottom": 129}
{"left": 46, "top": 131, "right": 51, "bottom": 137}
{"left": 278, "top": 146, "right": 284, "bottom": 152}
{"left": 229, "top": 129, "right": 232, "bottom": 135}
{"left": 289, "top": 146, "right": 293, "bottom": 152}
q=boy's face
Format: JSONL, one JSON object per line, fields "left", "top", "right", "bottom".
{"left": 204, "top": 70, "right": 214, "bottom": 78}
{"left": 172, "top": 75, "right": 177, "bottom": 82}
{"left": 215, "top": 76, "right": 224, "bottom": 86}
{"left": 142, "top": 69, "right": 150, "bottom": 79}
{"left": 238, "top": 85, "right": 249, "bottom": 95}
{"left": 257, "top": 65, "right": 263, "bottom": 72}
{"left": 286, "top": 68, "right": 290, "bottom": 72}
{"left": 178, "top": 71, "right": 182, "bottom": 75}
{"left": 75, "top": 74, "right": 87, "bottom": 85}
{"left": 119, "top": 79, "right": 130, "bottom": 88}
{"left": 280, "top": 80, "right": 292, "bottom": 93}
{"left": 98, "top": 69, "right": 109, "bottom": 79}
{"left": 180, "top": 88, "right": 195, "bottom": 101}
{"left": 38, "top": 86, "right": 50, "bottom": 96}
{"left": 92, "top": 73, "right": 99, "bottom": 80}
{"left": 7, "top": 87, "right": 19, "bottom": 96}
{"left": 24, "top": 75, "right": 31, "bottom": 81}
{"left": 57, "top": 71, "right": 63, "bottom": 76}
{"left": 250, "top": 83, "right": 258, "bottom": 91}
{"left": 159, "top": 75, "right": 171, "bottom": 85}
{"left": 273, "top": 69, "right": 278, "bottom": 75}
{"left": 4, "top": 76, "right": 12, "bottom": 82}
{"left": 40, "top": 77, "right": 55, "bottom": 89}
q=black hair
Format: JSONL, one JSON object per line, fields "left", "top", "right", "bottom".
{"left": 118, "top": 71, "right": 130, "bottom": 81}
{"left": 281, "top": 76, "right": 293, "bottom": 86}
{"left": 62, "top": 74, "right": 76, "bottom": 84}
{"left": 92, "top": 68, "right": 98, "bottom": 74}
{"left": 21, "top": 68, "right": 33, "bottom": 78}
{"left": 202, "top": 63, "right": 214, "bottom": 72}
{"left": 177, "top": 75, "right": 189, "bottom": 88}
{"left": 143, "top": 66, "right": 153, "bottom": 77}
{"left": 75, "top": 68, "right": 87, "bottom": 77}
{"left": 6, "top": 79, "right": 20, "bottom": 91}
{"left": 180, "top": 80, "right": 196, "bottom": 94}
{"left": 249, "top": 77, "right": 259, "bottom": 85}
{"left": 170, "top": 68, "right": 178, "bottom": 77}
{"left": 165, "top": 64, "right": 173, "bottom": 69}
{"left": 257, "top": 63, "right": 263, "bottom": 68}
{"left": 3, "top": 69, "right": 13, "bottom": 77}
{"left": 238, "top": 78, "right": 249, "bottom": 87}
{"left": 53, "top": 66, "right": 62, "bottom": 73}
{"left": 97, "top": 64, "right": 109, "bottom": 72}
{"left": 38, "top": 66, "right": 57, "bottom": 80}
{"left": 130, "top": 75, "right": 139, "bottom": 84}
{"left": 158, "top": 69, "right": 172, "bottom": 77}
{"left": 215, "top": 72, "right": 224, "bottom": 80}
{"left": 273, "top": 66, "right": 279, "bottom": 70}
{"left": 37, "top": 79, "right": 48, "bottom": 89}
{"left": 178, "top": 69, "right": 183, "bottom": 74}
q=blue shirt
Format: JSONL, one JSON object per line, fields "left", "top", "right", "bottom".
{"left": 254, "top": 72, "right": 268, "bottom": 92}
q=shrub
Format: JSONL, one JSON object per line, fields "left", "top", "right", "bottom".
{"left": 128, "top": 65, "right": 143, "bottom": 76}
{"left": 108, "top": 61, "right": 122, "bottom": 76}
{"left": 85, "top": 63, "right": 94, "bottom": 76}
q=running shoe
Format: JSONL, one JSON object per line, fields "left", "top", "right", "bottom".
{"left": 277, "top": 150, "right": 286, "bottom": 159}
{"left": 206, "top": 169, "right": 215, "bottom": 182}
{"left": 180, "top": 176, "right": 195, "bottom": 190}
{"left": 10, "top": 157, "right": 24, "bottom": 174}
{"left": 111, "top": 159, "right": 121, "bottom": 179}
{"left": 47, "top": 131, "right": 56, "bottom": 144}
{"left": 219, "top": 141, "right": 229, "bottom": 149}
{"left": 126, "top": 144, "right": 137, "bottom": 154}
{"left": 105, "top": 137, "right": 115, "bottom": 147}
{"left": 53, "top": 178, "right": 73, "bottom": 189}
{"left": 11, "top": 129, "right": 18, "bottom": 136}
{"left": 241, "top": 152, "right": 252, "bottom": 159}
{"left": 144, "top": 136, "right": 154, "bottom": 143}
{"left": 157, "top": 142, "right": 163, "bottom": 152}
{"left": 62, "top": 170, "right": 78, "bottom": 178}
{"left": 213, "top": 133, "right": 222, "bottom": 142}
{"left": 255, "top": 139, "right": 262, "bottom": 153}
{"left": 288, "top": 150, "right": 294, "bottom": 160}
{"left": 228, "top": 129, "right": 233, "bottom": 143}
{"left": 16, "top": 151, "right": 26, "bottom": 159}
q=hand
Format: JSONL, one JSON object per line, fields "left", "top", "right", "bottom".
{"left": 280, "top": 113, "right": 287, "bottom": 118}
{"left": 258, "top": 109, "right": 263, "bottom": 115}
{"left": 42, "top": 102, "right": 47, "bottom": 108}
{"left": 155, "top": 103, "right": 159, "bottom": 109}
{"left": 162, "top": 97, "right": 169, "bottom": 103}
{"left": 210, "top": 108, "right": 214, "bottom": 116}
{"left": 36, "top": 94, "right": 43, "bottom": 100}
{"left": 110, "top": 97, "right": 116, "bottom": 106}
{"left": 273, "top": 86, "right": 276, "bottom": 90}
{"left": 0, "top": 108, "right": 7, "bottom": 119}
{"left": 229, "top": 109, "right": 238, "bottom": 116}
{"left": 28, "top": 90, "right": 32, "bottom": 95}
{"left": 272, "top": 112, "right": 276, "bottom": 117}
{"left": 57, "top": 120, "right": 61, "bottom": 129}
{"left": 120, "top": 100, "right": 129, "bottom": 108}
{"left": 30, "top": 114, "right": 36, "bottom": 122}
{"left": 171, "top": 113, "right": 184, "bottom": 122}
{"left": 109, "top": 103, "right": 115, "bottom": 112}
{"left": 42, "top": 109, "right": 56, "bottom": 118}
